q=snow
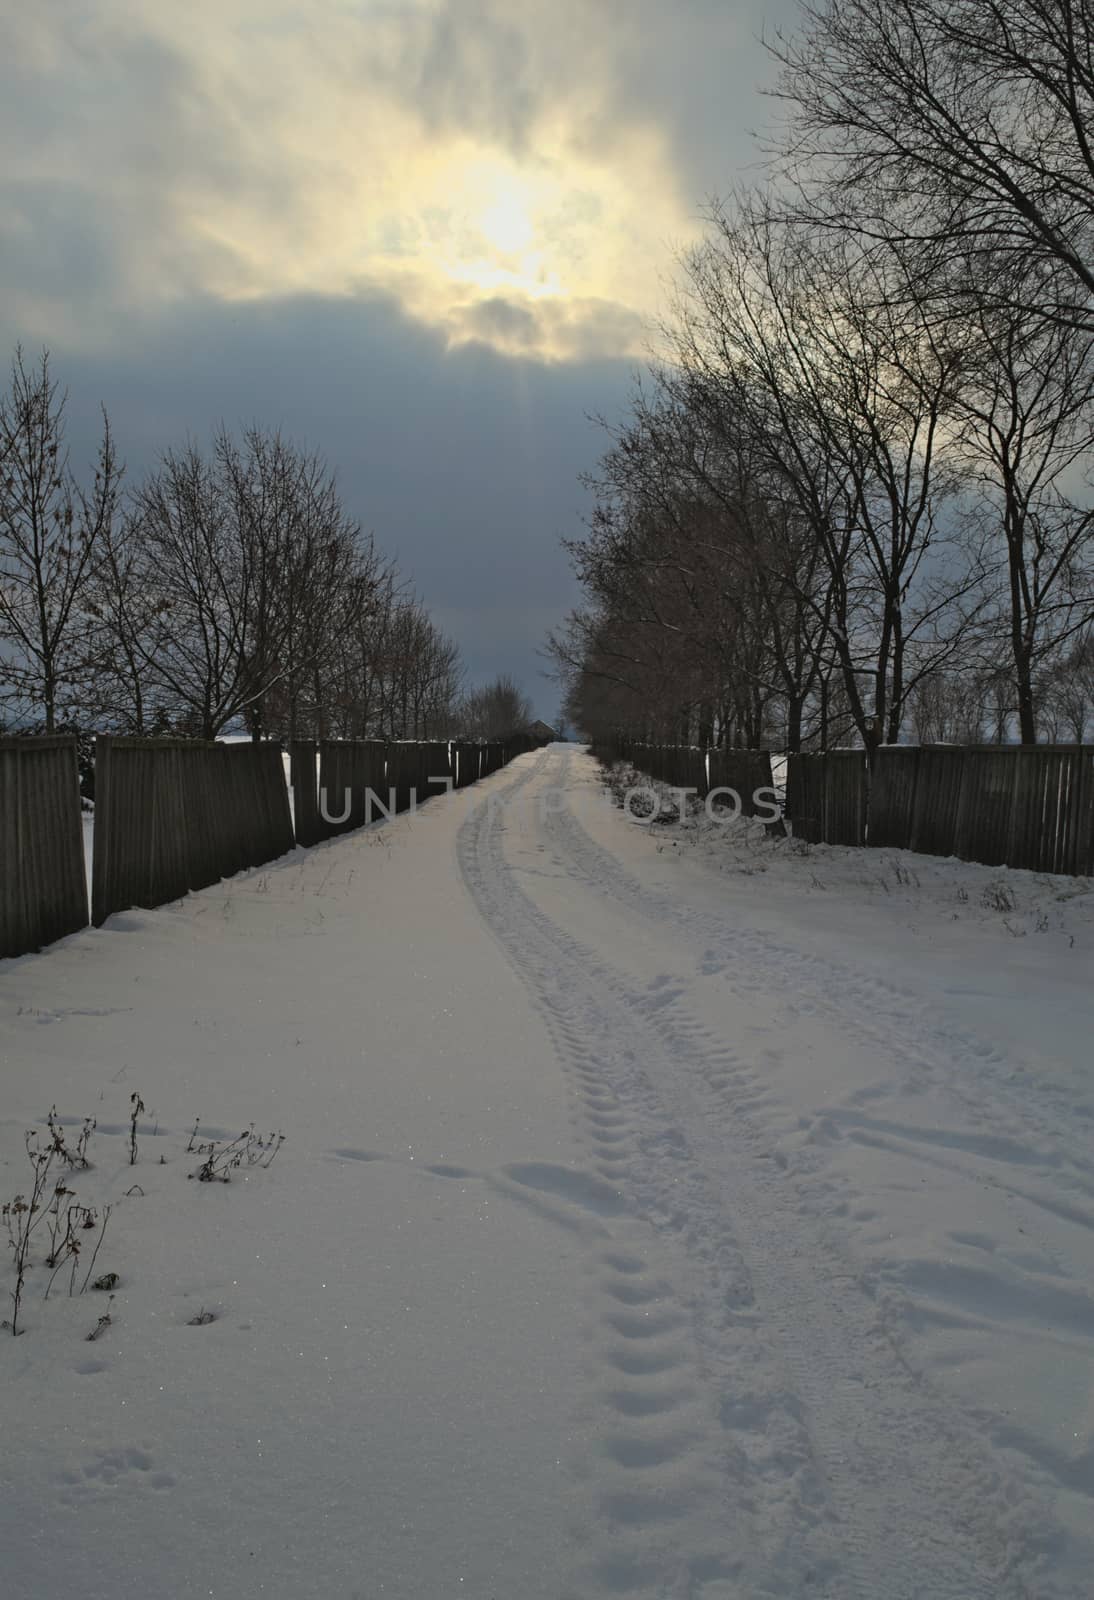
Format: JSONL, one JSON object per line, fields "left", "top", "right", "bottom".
{"left": 2, "top": 745, "right": 1093, "bottom": 1598}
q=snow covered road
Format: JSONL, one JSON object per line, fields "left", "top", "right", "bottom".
{"left": 2, "top": 745, "right": 1092, "bottom": 1598}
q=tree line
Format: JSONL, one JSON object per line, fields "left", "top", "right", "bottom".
{"left": 553, "top": 0, "right": 1094, "bottom": 753}
{"left": 0, "top": 349, "right": 531, "bottom": 745}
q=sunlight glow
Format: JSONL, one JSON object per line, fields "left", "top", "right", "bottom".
{"left": 479, "top": 191, "right": 535, "bottom": 255}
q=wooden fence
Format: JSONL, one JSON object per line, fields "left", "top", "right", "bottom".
{"left": 606, "top": 736, "right": 1094, "bottom": 875}
{"left": 0, "top": 736, "right": 89, "bottom": 958}
{"left": 289, "top": 739, "right": 508, "bottom": 844}
{"left": 93, "top": 738, "right": 295, "bottom": 926}
{"left": 610, "top": 740, "right": 777, "bottom": 817}
{"left": 3, "top": 731, "right": 522, "bottom": 955}
{"left": 453, "top": 740, "right": 507, "bottom": 787}
{"left": 788, "top": 745, "right": 1094, "bottom": 874}
{"left": 784, "top": 750, "right": 868, "bottom": 847}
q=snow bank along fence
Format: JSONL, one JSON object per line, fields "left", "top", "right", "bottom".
{"left": 0, "top": 736, "right": 88, "bottom": 958}
{"left": 608, "top": 739, "right": 777, "bottom": 816}
{"left": 606, "top": 738, "right": 1094, "bottom": 875}
{"left": 789, "top": 746, "right": 1094, "bottom": 874}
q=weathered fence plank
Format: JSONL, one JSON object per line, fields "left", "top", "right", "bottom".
{"left": 784, "top": 751, "right": 868, "bottom": 845}
{"left": 92, "top": 738, "right": 295, "bottom": 926}
{"left": 290, "top": 741, "right": 321, "bottom": 846}
{"left": 869, "top": 748, "right": 920, "bottom": 849}
{"left": 909, "top": 747, "right": 965, "bottom": 858}
{"left": 705, "top": 749, "right": 777, "bottom": 815}
{"left": 0, "top": 736, "right": 88, "bottom": 958}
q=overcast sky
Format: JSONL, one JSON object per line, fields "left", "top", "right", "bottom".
{"left": 2, "top": 0, "right": 792, "bottom": 719}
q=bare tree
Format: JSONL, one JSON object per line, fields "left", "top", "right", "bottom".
{"left": 946, "top": 279, "right": 1094, "bottom": 741}
{"left": 1040, "top": 629, "right": 1093, "bottom": 741}
{"left": 123, "top": 441, "right": 251, "bottom": 740}
{"left": 457, "top": 675, "right": 534, "bottom": 741}
{"left": 676, "top": 204, "right": 977, "bottom": 752}
{"left": 773, "top": 0, "right": 1094, "bottom": 335}
{"left": 93, "top": 427, "right": 377, "bottom": 741}
{"left": 83, "top": 502, "right": 161, "bottom": 733}
{"left": 0, "top": 349, "right": 122, "bottom": 729}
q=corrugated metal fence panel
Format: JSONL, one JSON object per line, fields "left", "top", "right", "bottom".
{"left": 1007, "top": 747, "right": 1048, "bottom": 873}
{"left": 784, "top": 751, "right": 810, "bottom": 841}
{"left": 682, "top": 746, "right": 708, "bottom": 796}
{"left": 319, "top": 739, "right": 457, "bottom": 831}
{"left": 181, "top": 745, "right": 222, "bottom": 890}
{"left": 1078, "top": 751, "right": 1094, "bottom": 876}
{"left": 1011, "top": 747, "right": 1062, "bottom": 874}
{"left": 452, "top": 741, "right": 502, "bottom": 789}
{"left": 627, "top": 743, "right": 711, "bottom": 795}
{"left": 353, "top": 741, "right": 389, "bottom": 824}
{"left": 0, "top": 736, "right": 88, "bottom": 958}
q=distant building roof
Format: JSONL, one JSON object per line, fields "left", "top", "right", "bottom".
{"left": 525, "top": 719, "right": 556, "bottom": 741}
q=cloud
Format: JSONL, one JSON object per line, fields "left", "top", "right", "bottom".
{"left": 1, "top": 0, "right": 780, "bottom": 358}
{"left": 30, "top": 288, "right": 635, "bottom": 715}
{"left": 459, "top": 296, "right": 542, "bottom": 350}
{"left": 452, "top": 294, "right": 648, "bottom": 362}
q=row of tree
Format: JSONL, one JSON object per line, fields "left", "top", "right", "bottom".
{"left": 554, "top": 0, "right": 1094, "bottom": 752}
{"left": 0, "top": 349, "right": 530, "bottom": 744}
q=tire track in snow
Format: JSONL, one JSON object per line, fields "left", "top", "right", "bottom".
{"left": 542, "top": 752, "right": 1094, "bottom": 1280}
{"left": 458, "top": 752, "right": 1043, "bottom": 1600}
{"left": 539, "top": 752, "right": 1094, "bottom": 1590}
{"left": 537, "top": 756, "right": 1094, "bottom": 1560}
{"left": 460, "top": 758, "right": 828, "bottom": 1599}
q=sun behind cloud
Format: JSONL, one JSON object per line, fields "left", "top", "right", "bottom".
{"left": 478, "top": 177, "right": 535, "bottom": 256}
{"left": 0, "top": 0, "right": 702, "bottom": 362}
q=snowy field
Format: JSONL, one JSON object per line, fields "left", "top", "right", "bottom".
{"left": 2, "top": 744, "right": 1092, "bottom": 1598}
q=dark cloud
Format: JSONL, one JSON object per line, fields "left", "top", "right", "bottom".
{"left": 460, "top": 296, "right": 542, "bottom": 348}
{"left": 33, "top": 290, "right": 634, "bottom": 717}
{"left": 453, "top": 294, "right": 648, "bottom": 361}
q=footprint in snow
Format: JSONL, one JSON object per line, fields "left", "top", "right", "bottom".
{"left": 500, "top": 1162, "right": 627, "bottom": 1216}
